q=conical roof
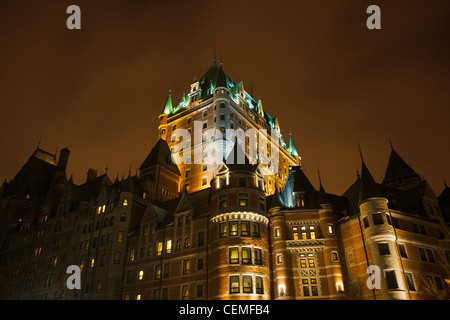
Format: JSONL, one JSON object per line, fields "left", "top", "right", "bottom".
{"left": 161, "top": 89, "right": 173, "bottom": 115}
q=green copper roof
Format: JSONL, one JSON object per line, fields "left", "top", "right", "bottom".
{"left": 288, "top": 132, "right": 299, "bottom": 157}
{"left": 162, "top": 89, "right": 173, "bottom": 115}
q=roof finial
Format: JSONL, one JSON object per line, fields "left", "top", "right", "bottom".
{"left": 389, "top": 138, "right": 394, "bottom": 150}
{"left": 445, "top": 180, "right": 448, "bottom": 188}
{"left": 220, "top": 53, "right": 223, "bottom": 67}
{"left": 54, "top": 143, "right": 59, "bottom": 156}
{"left": 356, "top": 169, "right": 360, "bottom": 179}
{"left": 105, "top": 165, "right": 109, "bottom": 175}
{"left": 212, "top": 46, "right": 217, "bottom": 65}
{"left": 317, "top": 167, "right": 323, "bottom": 187}
{"left": 358, "top": 142, "right": 364, "bottom": 161}
{"left": 37, "top": 136, "right": 42, "bottom": 149}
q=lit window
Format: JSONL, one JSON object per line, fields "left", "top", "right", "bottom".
{"left": 241, "top": 221, "right": 250, "bottom": 236}
{"left": 182, "top": 260, "right": 190, "bottom": 275}
{"left": 242, "top": 247, "right": 252, "bottom": 264}
{"left": 254, "top": 248, "right": 262, "bottom": 265}
{"left": 277, "top": 254, "right": 283, "bottom": 264}
{"left": 157, "top": 242, "right": 163, "bottom": 256}
{"left": 255, "top": 276, "right": 264, "bottom": 294}
{"left": 117, "top": 232, "right": 124, "bottom": 243}
{"left": 219, "top": 223, "right": 227, "bottom": 238}
{"left": 138, "top": 270, "right": 144, "bottom": 280}
{"left": 155, "top": 265, "right": 161, "bottom": 279}
{"left": 136, "top": 294, "right": 141, "bottom": 300}
{"left": 274, "top": 227, "right": 280, "bottom": 238}
{"left": 229, "top": 247, "right": 239, "bottom": 264}
{"left": 182, "top": 285, "right": 189, "bottom": 300}
{"left": 230, "top": 276, "right": 240, "bottom": 294}
{"left": 166, "top": 240, "right": 172, "bottom": 254}
{"left": 97, "top": 206, "right": 102, "bottom": 214}
{"left": 129, "top": 248, "right": 135, "bottom": 262}
{"left": 243, "top": 275, "right": 253, "bottom": 293}
{"left": 122, "top": 198, "right": 128, "bottom": 207}
{"left": 229, "top": 221, "right": 238, "bottom": 236}
{"left": 328, "top": 224, "right": 334, "bottom": 234}
{"left": 310, "top": 231, "right": 316, "bottom": 239}
{"left": 91, "top": 258, "right": 95, "bottom": 268}
{"left": 102, "top": 205, "right": 106, "bottom": 213}
{"left": 239, "top": 199, "right": 248, "bottom": 207}
{"left": 292, "top": 226, "right": 299, "bottom": 240}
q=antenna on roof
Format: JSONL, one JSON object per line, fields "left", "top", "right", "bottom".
{"left": 54, "top": 143, "right": 59, "bottom": 156}
{"left": 389, "top": 138, "right": 394, "bottom": 150}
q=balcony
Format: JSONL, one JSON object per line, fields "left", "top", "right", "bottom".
{"left": 286, "top": 239, "right": 325, "bottom": 251}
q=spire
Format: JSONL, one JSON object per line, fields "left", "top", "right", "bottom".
{"left": 359, "top": 157, "right": 382, "bottom": 202}
{"left": 161, "top": 87, "right": 173, "bottom": 115}
{"left": 288, "top": 131, "right": 299, "bottom": 157}
{"left": 317, "top": 168, "right": 330, "bottom": 205}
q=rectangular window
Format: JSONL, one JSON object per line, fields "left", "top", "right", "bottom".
{"left": 138, "top": 270, "right": 144, "bottom": 281}
{"left": 229, "top": 247, "right": 239, "bottom": 264}
{"left": 292, "top": 226, "right": 299, "bottom": 240}
{"left": 328, "top": 224, "right": 334, "bottom": 234}
{"left": 239, "top": 199, "right": 248, "bottom": 207}
{"left": 166, "top": 240, "right": 172, "bottom": 254}
{"left": 418, "top": 247, "right": 428, "bottom": 261}
{"left": 219, "top": 222, "right": 227, "bottom": 238}
{"left": 198, "top": 232, "right": 205, "bottom": 247}
{"left": 274, "top": 227, "right": 280, "bottom": 238}
{"left": 182, "top": 285, "right": 189, "bottom": 300}
{"left": 184, "top": 237, "right": 191, "bottom": 248}
{"left": 372, "top": 213, "right": 382, "bottom": 225}
{"left": 252, "top": 222, "right": 260, "bottom": 238}
{"left": 426, "top": 249, "right": 435, "bottom": 263}
{"left": 117, "top": 232, "right": 124, "bottom": 243}
{"left": 254, "top": 248, "right": 262, "bottom": 265}
{"left": 405, "top": 273, "right": 416, "bottom": 291}
{"left": 308, "top": 258, "right": 315, "bottom": 268}
{"left": 398, "top": 244, "right": 408, "bottom": 258}
{"left": 196, "top": 285, "right": 203, "bottom": 298}
{"left": 155, "top": 265, "right": 161, "bottom": 280}
{"left": 331, "top": 251, "right": 339, "bottom": 261}
{"left": 220, "top": 200, "right": 227, "bottom": 208}
{"left": 157, "top": 242, "right": 163, "bottom": 256}
{"left": 197, "top": 258, "right": 204, "bottom": 270}
{"left": 255, "top": 276, "right": 264, "bottom": 294}
{"left": 182, "top": 260, "right": 190, "bottom": 275}
{"left": 202, "top": 177, "right": 207, "bottom": 186}
{"left": 241, "top": 221, "right": 250, "bottom": 236}
{"left": 242, "top": 247, "right": 252, "bottom": 264}
{"left": 230, "top": 276, "right": 240, "bottom": 294}
{"left": 243, "top": 275, "right": 253, "bottom": 293}
{"left": 229, "top": 221, "right": 238, "bottom": 236}
{"left": 378, "top": 243, "right": 390, "bottom": 255}
{"left": 363, "top": 216, "right": 369, "bottom": 228}
{"left": 385, "top": 270, "right": 399, "bottom": 289}
{"left": 163, "top": 263, "right": 170, "bottom": 278}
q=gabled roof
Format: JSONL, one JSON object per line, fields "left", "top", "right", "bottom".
{"left": 140, "top": 138, "right": 180, "bottom": 175}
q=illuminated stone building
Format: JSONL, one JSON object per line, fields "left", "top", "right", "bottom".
{"left": 0, "top": 59, "right": 449, "bottom": 300}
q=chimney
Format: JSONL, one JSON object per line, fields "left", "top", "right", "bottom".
{"left": 57, "top": 147, "right": 70, "bottom": 171}
{"left": 86, "top": 168, "right": 98, "bottom": 182}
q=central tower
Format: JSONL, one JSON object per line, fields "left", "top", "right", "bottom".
{"left": 157, "top": 58, "right": 300, "bottom": 195}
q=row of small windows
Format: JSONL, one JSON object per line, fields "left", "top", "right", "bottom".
{"left": 229, "top": 275, "right": 264, "bottom": 294}
{"left": 363, "top": 213, "right": 435, "bottom": 236}
{"left": 82, "top": 214, "right": 127, "bottom": 234}
{"left": 219, "top": 221, "right": 261, "bottom": 238}
{"left": 128, "top": 257, "right": 204, "bottom": 283}
{"left": 380, "top": 242, "right": 437, "bottom": 263}
{"left": 229, "top": 247, "right": 263, "bottom": 265}
{"left": 125, "top": 284, "right": 206, "bottom": 300}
